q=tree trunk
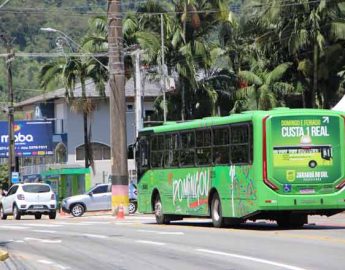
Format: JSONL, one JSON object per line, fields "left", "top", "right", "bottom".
{"left": 81, "top": 78, "right": 90, "bottom": 168}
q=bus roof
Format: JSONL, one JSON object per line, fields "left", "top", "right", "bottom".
{"left": 139, "top": 108, "right": 345, "bottom": 135}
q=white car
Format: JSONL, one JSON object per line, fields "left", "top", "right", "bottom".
{"left": 0, "top": 183, "right": 57, "bottom": 220}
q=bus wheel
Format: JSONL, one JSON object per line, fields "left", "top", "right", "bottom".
{"left": 211, "top": 193, "right": 225, "bottom": 228}
{"left": 154, "top": 195, "right": 170, "bottom": 225}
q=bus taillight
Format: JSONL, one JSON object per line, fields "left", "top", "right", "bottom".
{"left": 336, "top": 179, "right": 345, "bottom": 190}
{"left": 263, "top": 116, "right": 279, "bottom": 191}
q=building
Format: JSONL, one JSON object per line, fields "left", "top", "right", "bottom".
{"left": 14, "top": 79, "right": 161, "bottom": 186}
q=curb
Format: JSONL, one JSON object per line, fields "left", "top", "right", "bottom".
{"left": 0, "top": 249, "right": 9, "bottom": 261}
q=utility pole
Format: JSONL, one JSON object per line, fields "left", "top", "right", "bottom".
{"left": 0, "top": 34, "right": 15, "bottom": 184}
{"left": 160, "top": 13, "right": 167, "bottom": 123}
{"left": 107, "top": 0, "right": 129, "bottom": 214}
{"left": 133, "top": 49, "right": 143, "bottom": 137}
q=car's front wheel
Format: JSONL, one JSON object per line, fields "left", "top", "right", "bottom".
{"left": 13, "top": 205, "right": 21, "bottom": 220}
{"left": 35, "top": 213, "right": 42, "bottom": 220}
{"left": 70, "top": 204, "right": 85, "bottom": 217}
{"left": 128, "top": 201, "right": 137, "bottom": 214}
{"left": 0, "top": 206, "right": 7, "bottom": 220}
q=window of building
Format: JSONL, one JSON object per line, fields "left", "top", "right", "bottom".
{"left": 76, "top": 143, "right": 111, "bottom": 161}
{"left": 55, "top": 143, "right": 67, "bottom": 164}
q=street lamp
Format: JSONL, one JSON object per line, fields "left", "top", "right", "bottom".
{"left": 40, "top": 27, "right": 108, "bottom": 70}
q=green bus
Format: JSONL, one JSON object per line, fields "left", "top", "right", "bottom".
{"left": 136, "top": 109, "right": 345, "bottom": 228}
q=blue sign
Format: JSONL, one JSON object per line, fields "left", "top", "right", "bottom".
{"left": 0, "top": 120, "right": 53, "bottom": 157}
{"left": 11, "top": 172, "right": 20, "bottom": 184}
{"left": 283, "top": 184, "right": 292, "bottom": 193}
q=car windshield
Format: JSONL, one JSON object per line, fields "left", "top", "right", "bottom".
{"left": 22, "top": 184, "right": 50, "bottom": 193}
{"left": 85, "top": 184, "right": 110, "bottom": 194}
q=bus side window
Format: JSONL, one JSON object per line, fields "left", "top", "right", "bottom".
{"left": 136, "top": 136, "right": 149, "bottom": 180}
{"left": 196, "top": 129, "right": 212, "bottom": 165}
{"left": 213, "top": 127, "right": 230, "bottom": 164}
{"left": 180, "top": 131, "right": 195, "bottom": 167}
{"left": 164, "top": 133, "right": 180, "bottom": 168}
{"left": 230, "top": 124, "right": 251, "bottom": 164}
{"left": 150, "top": 135, "right": 165, "bottom": 168}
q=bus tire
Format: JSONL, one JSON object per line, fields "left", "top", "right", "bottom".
{"left": 211, "top": 193, "right": 225, "bottom": 228}
{"left": 154, "top": 195, "right": 170, "bottom": 225}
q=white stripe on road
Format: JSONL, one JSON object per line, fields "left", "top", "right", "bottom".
{"left": 37, "top": 259, "right": 70, "bottom": 269}
{"left": 22, "top": 223, "right": 62, "bottom": 227}
{"left": 196, "top": 249, "right": 307, "bottom": 270}
{"left": 33, "top": 230, "right": 57, "bottom": 234}
{"left": 81, "top": 233, "right": 108, "bottom": 239}
{"left": 25, "top": 237, "right": 62, "bottom": 244}
{"left": 137, "top": 229, "right": 184, "bottom": 235}
{"left": 37, "top": 259, "right": 53, "bottom": 265}
{"left": 136, "top": 240, "right": 166, "bottom": 246}
{"left": 79, "top": 221, "right": 111, "bottom": 224}
{"left": 0, "top": 226, "right": 30, "bottom": 230}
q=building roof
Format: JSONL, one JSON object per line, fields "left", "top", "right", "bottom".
{"left": 15, "top": 78, "right": 162, "bottom": 107}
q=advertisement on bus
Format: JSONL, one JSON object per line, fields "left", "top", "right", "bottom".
{"left": 270, "top": 115, "right": 341, "bottom": 184}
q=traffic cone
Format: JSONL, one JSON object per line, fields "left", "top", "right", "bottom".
{"left": 116, "top": 204, "right": 125, "bottom": 220}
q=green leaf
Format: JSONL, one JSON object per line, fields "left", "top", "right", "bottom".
{"left": 239, "top": 71, "right": 263, "bottom": 86}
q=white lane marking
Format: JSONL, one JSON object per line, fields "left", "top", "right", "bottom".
{"left": 37, "top": 259, "right": 70, "bottom": 269}
{"left": 54, "top": 222, "right": 80, "bottom": 226}
{"left": 25, "top": 237, "right": 62, "bottom": 244}
{"left": 81, "top": 233, "right": 108, "bottom": 239}
{"left": 137, "top": 229, "right": 184, "bottom": 235}
{"left": 0, "top": 226, "right": 30, "bottom": 230}
{"left": 159, "top": 232, "right": 184, "bottom": 235}
{"left": 15, "top": 240, "right": 24, "bottom": 243}
{"left": 54, "top": 221, "right": 111, "bottom": 226}
{"left": 136, "top": 240, "right": 166, "bottom": 246}
{"left": 79, "top": 221, "right": 111, "bottom": 225}
{"left": 33, "top": 230, "right": 57, "bottom": 234}
{"left": 37, "top": 259, "right": 53, "bottom": 265}
{"left": 22, "top": 223, "right": 62, "bottom": 227}
{"left": 196, "top": 249, "right": 307, "bottom": 270}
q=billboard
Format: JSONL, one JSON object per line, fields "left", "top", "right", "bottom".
{"left": 0, "top": 120, "right": 54, "bottom": 157}
{"left": 270, "top": 115, "right": 341, "bottom": 185}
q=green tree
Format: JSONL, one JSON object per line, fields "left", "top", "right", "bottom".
{"left": 40, "top": 55, "right": 108, "bottom": 168}
{"left": 246, "top": 0, "right": 345, "bottom": 108}
{"left": 238, "top": 61, "right": 293, "bottom": 110}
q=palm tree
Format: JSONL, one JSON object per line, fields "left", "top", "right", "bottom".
{"left": 245, "top": 0, "right": 345, "bottom": 108}
{"left": 84, "top": 0, "right": 237, "bottom": 120}
{"left": 40, "top": 56, "right": 108, "bottom": 168}
{"left": 238, "top": 61, "right": 293, "bottom": 110}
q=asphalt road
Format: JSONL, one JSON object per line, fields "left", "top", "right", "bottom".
{"left": 1, "top": 213, "right": 345, "bottom": 270}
